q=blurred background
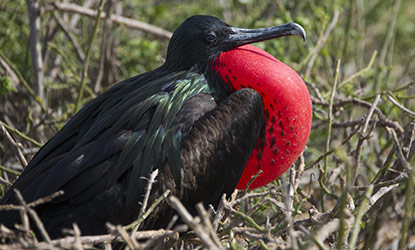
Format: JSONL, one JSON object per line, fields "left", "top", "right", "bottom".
{"left": 0, "top": 0, "right": 414, "bottom": 249}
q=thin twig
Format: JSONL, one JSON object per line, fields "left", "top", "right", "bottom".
{"left": 352, "top": 175, "right": 406, "bottom": 190}
{"left": 0, "top": 51, "right": 46, "bottom": 111}
{"left": 168, "top": 196, "right": 223, "bottom": 249}
{"left": 49, "top": 229, "right": 177, "bottom": 246}
{"left": 313, "top": 97, "right": 404, "bottom": 135}
{"left": 14, "top": 190, "right": 51, "bottom": 243}
{"left": 324, "top": 59, "right": 341, "bottom": 182}
{"left": 49, "top": 2, "right": 172, "bottom": 39}
{"left": 243, "top": 169, "right": 262, "bottom": 194}
{"left": 0, "top": 164, "right": 21, "bottom": 177}
{"left": 107, "top": 223, "right": 137, "bottom": 249}
{"left": 379, "top": 0, "right": 401, "bottom": 66}
{"left": 0, "top": 176, "right": 12, "bottom": 189}
{"left": 349, "top": 185, "right": 373, "bottom": 249}
{"left": 305, "top": 150, "right": 333, "bottom": 171}
{"left": 305, "top": 81, "right": 325, "bottom": 103}
{"left": 0, "top": 52, "right": 19, "bottom": 86}
{"left": 375, "top": 0, "right": 401, "bottom": 92}
{"left": 399, "top": 162, "right": 414, "bottom": 250}
{"left": 0, "top": 121, "right": 28, "bottom": 167}
{"left": 232, "top": 209, "right": 266, "bottom": 233}
{"left": 94, "top": 0, "right": 114, "bottom": 93}
{"left": 341, "top": 118, "right": 364, "bottom": 145}
{"left": 233, "top": 186, "right": 285, "bottom": 206}
{"left": 52, "top": 12, "right": 85, "bottom": 62}
{"left": 212, "top": 194, "right": 226, "bottom": 231}
{"left": 365, "top": 184, "right": 399, "bottom": 214}
{"left": 314, "top": 218, "right": 340, "bottom": 248}
{"left": 386, "top": 128, "right": 412, "bottom": 174}
{"left": 285, "top": 167, "right": 299, "bottom": 249}
{"left": 0, "top": 120, "right": 43, "bottom": 147}
{"left": 298, "top": 226, "right": 328, "bottom": 250}
{"left": 126, "top": 189, "right": 170, "bottom": 231}
{"left": 305, "top": 10, "right": 340, "bottom": 78}
{"left": 339, "top": 50, "right": 378, "bottom": 87}
{"left": 354, "top": 95, "right": 381, "bottom": 183}
{"left": 196, "top": 203, "right": 222, "bottom": 247}
{"left": 138, "top": 169, "right": 159, "bottom": 222}
{"left": 387, "top": 95, "right": 415, "bottom": 118}
{"left": 74, "top": 0, "right": 106, "bottom": 112}
{"left": 0, "top": 190, "right": 64, "bottom": 211}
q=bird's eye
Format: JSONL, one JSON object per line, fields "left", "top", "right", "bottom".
{"left": 205, "top": 32, "right": 217, "bottom": 43}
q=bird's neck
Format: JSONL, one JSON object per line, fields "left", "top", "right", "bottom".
{"left": 159, "top": 61, "right": 233, "bottom": 104}
{"left": 204, "top": 67, "right": 233, "bottom": 103}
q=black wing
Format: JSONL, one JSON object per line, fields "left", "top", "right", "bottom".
{"left": 0, "top": 70, "right": 264, "bottom": 238}
{"left": 0, "top": 71, "right": 210, "bottom": 234}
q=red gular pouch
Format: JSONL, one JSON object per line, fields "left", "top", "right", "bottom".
{"left": 212, "top": 44, "right": 312, "bottom": 189}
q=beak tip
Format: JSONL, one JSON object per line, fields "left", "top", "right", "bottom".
{"left": 291, "top": 23, "right": 306, "bottom": 41}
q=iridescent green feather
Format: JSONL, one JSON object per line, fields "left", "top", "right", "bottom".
{"left": 125, "top": 71, "right": 211, "bottom": 205}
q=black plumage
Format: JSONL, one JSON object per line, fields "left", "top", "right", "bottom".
{"left": 0, "top": 15, "right": 304, "bottom": 238}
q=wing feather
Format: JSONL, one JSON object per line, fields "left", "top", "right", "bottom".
{"left": 1, "top": 71, "right": 210, "bottom": 207}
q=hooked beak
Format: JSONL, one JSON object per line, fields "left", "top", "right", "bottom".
{"left": 225, "top": 23, "right": 306, "bottom": 48}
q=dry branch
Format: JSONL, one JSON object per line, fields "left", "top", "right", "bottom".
{"left": 387, "top": 128, "right": 412, "bottom": 174}
{"left": 0, "top": 121, "right": 28, "bottom": 167}
{"left": 49, "top": 2, "right": 172, "bottom": 39}
{"left": 313, "top": 97, "right": 404, "bottom": 134}
{"left": 0, "top": 53, "right": 19, "bottom": 87}
{"left": 0, "top": 176, "right": 11, "bottom": 189}
{"left": 14, "top": 190, "right": 52, "bottom": 243}
{"left": 0, "top": 190, "right": 64, "bottom": 211}
{"left": 168, "top": 196, "right": 224, "bottom": 250}
{"left": 387, "top": 95, "right": 415, "bottom": 118}
{"left": 305, "top": 10, "right": 339, "bottom": 78}
{"left": 26, "top": 0, "right": 45, "bottom": 107}
{"left": 52, "top": 12, "right": 85, "bottom": 62}
{"left": 354, "top": 94, "right": 381, "bottom": 183}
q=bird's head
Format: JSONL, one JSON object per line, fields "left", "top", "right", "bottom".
{"left": 164, "top": 15, "right": 305, "bottom": 72}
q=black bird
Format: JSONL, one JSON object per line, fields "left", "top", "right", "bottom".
{"left": 0, "top": 15, "right": 306, "bottom": 239}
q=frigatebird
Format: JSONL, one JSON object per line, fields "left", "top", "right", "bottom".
{"left": 0, "top": 15, "right": 311, "bottom": 239}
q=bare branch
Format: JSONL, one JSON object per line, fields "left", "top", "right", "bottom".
{"left": 26, "top": 0, "right": 45, "bottom": 106}
{"left": 0, "top": 121, "right": 28, "bottom": 167}
{"left": 168, "top": 196, "right": 224, "bottom": 250}
{"left": 313, "top": 97, "right": 404, "bottom": 134}
{"left": 52, "top": 12, "right": 85, "bottom": 62}
{"left": 14, "top": 190, "right": 51, "bottom": 243}
{"left": 387, "top": 95, "right": 415, "bottom": 118}
{"left": 74, "top": 0, "right": 106, "bottom": 113}
{"left": 94, "top": 0, "right": 114, "bottom": 93}
{"left": 365, "top": 184, "right": 399, "bottom": 214}
{"left": 387, "top": 128, "right": 412, "bottom": 174}
{"left": 0, "top": 53, "right": 19, "bottom": 87}
{"left": 354, "top": 95, "right": 381, "bottom": 183}
{"left": 139, "top": 169, "right": 159, "bottom": 221}
{"left": 0, "top": 190, "right": 64, "bottom": 211}
{"left": 0, "top": 176, "right": 12, "bottom": 189}
{"left": 305, "top": 10, "right": 339, "bottom": 78}
{"left": 49, "top": 2, "right": 172, "bottom": 39}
